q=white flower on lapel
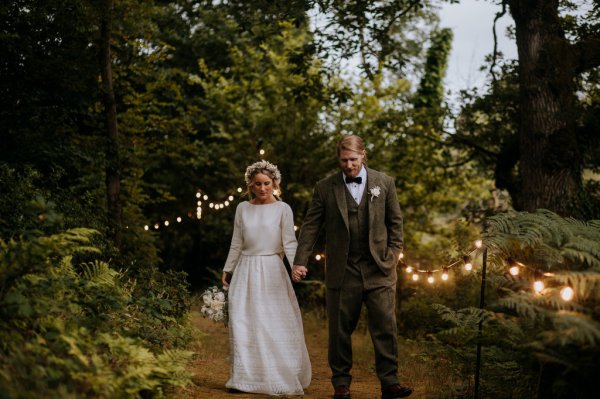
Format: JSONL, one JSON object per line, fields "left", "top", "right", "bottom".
{"left": 369, "top": 186, "right": 381, "bottom": 201}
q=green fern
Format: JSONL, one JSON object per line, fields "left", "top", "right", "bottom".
{"left": 80, "top": 260, "right": 119, "bottom": 287}
{"left": 431, "top": 210, "right": 600, "bottom": 398}
{"left": 0, "top": 229, "right": 192, "bottom": 398}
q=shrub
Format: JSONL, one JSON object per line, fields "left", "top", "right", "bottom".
{"left": 0, "top": 228, "right": 193, "bottom": 398}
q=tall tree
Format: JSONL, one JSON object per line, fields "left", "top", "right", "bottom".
{"left": 505, "top": 0, "right": 600, "bottom": 216}
{"left": 100, "top": 0, "right": 122, "bottom": 248}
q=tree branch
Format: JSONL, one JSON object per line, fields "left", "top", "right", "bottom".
{"left": 573, "top": 36, "right": 600, "bottom": 74}
{"left": 490, "top": 0, "right": 508, "bottom": 84}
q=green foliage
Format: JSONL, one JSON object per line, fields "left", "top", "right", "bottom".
{"left": 0, "top": 228, "right": 193, "bottom": 398}
{"left": 315, "top": 0, "right": 439, "bottom": 79}
{"left": 414, "top": 27, "right": 453, "bottom": 112}
{"left": 428, "top": 210, "right": 600, "bottom": 398}
{"left": 485, "top": 209, "right": 600, "bottom": 271}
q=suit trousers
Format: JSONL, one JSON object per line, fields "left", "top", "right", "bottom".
{"left": 326, "top": 259, "right": 399, "bottom": 389}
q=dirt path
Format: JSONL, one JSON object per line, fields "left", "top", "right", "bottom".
{"left": 177, "top": 310, "right": 428, "bottom": 399}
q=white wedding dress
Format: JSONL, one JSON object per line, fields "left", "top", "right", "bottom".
{"left": 223, "top": 201, "right": 311, "bottom": 395}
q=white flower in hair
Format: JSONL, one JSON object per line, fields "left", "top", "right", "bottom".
{"left": 244, "top": 160, "right": 282, "bottom": 185}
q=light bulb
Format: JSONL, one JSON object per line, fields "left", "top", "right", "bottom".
{"left": 399, "top": 253, "right": 404, "bottom": 260}
{"left": 176, "top": 217, "right": 182, "bottom": 223}
{"left": 154, "top": 224, "right": 159, "bottom": 229}
{"left": 533, "top": 280, "right": 544, "bottom": 293}
{"left": 509, "top": 266, "right": 519, "bottom": 276}
{"left": 197, "top": 200, "right": 202, "bottom": 206}
{"left": 209, "top": 203, "right": 214, "bottom": 208}
{"left": 203, "top": 194, "right": 208, "bottom": 200}
{"left": 405, "top": 266, "right": 413, "bottom": 273}
{"left": 259, "top": 149, "right": 265, "bottom": 155}
{"left": 427, "top": 275, "right": 434, "bottom": 284}
{"left": 560, "top": 286, "right": 574, "bottom": 301}
{"left": 237, "top": 187, "right": 243, "bottom": 193}
{"left": 164, "top": 220, "right": 169, "bottom": 226}
{"left": 144, "top": 225, "right": 149, "bottom": 231}
{"left": 228, "top": 195, "right": 234, "bottom": 201}
{"left": 225, "top": 201, "right": 230, "bottom": 206}
{"left": 196, "top": 192, "right": 201, "bottom": 198}
{"left": 441, "top": 272, "right": 449, "bottom": 281}
{"left": 464, "top": 254, "right": 473, "bottom": 271}
{"left": 475, "top": 240, "right": 483, "bottom": 248}
{"left": 315, "top": 254, "right": 322, "bottom": 261}
{"left": 411, "top": 273, "right": 419, "bottom": 281}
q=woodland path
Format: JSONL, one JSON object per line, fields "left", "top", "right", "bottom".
{"left": 176, "top": 309, "right": 430, "bottom": 399}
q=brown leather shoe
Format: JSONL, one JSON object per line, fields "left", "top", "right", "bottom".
{"left": 381, "top": 384, "right": 412, "bottom": 398}
{"left": 333, "top": 385, "right": 351, "bottom": 399}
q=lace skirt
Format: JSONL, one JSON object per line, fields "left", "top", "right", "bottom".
{"left": 226, "top": 254, "right": 312, "bottom": 395}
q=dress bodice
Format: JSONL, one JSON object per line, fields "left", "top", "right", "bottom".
{"left": 223, "top": 201, "right": 297, "bottom": 273}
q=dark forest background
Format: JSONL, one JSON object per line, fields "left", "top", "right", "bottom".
{"left": 1, "top": 1, "right": 599, "bottom": 398}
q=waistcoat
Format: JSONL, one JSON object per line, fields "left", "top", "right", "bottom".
{"left": 345, "top": 186, "right": 369, "bottom": 259}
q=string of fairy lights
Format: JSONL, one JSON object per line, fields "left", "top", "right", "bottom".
{"left": 385, "top": 238, "right": 576, "bottom": 302}
{"left": 142, "top": 146, "right": 287, "bottom": 232}
{"left": 143, "top": 186, "right": 245, "bottom": 232}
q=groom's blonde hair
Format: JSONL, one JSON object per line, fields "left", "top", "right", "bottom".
{"left": 337, "top": 135, "right": 368, "bottom": 165}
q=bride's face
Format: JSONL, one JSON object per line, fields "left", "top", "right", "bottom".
{"left": 251, "top": 172, "right": 274, "bottom": 203}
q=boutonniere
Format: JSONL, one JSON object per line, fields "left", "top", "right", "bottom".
{"left": 369, "top": 186, "right": 381, "bottom": 201}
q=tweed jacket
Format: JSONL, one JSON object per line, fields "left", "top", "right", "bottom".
{"left": 294, "top": 167, "right": 403, "bottom": 289}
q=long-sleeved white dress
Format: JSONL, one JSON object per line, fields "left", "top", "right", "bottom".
{"left": 223, "top": 200, "right": 311, "bottom": 395}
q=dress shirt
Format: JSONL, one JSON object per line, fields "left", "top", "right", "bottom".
{"left": 343, "top": 166, "right": 367, "bottom": 205}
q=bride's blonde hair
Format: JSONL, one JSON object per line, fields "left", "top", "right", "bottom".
{"left": 244, "top": 160, "right": 282, "bottom": 199}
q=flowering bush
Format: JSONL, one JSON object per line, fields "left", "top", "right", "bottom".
{"left": 201, "top": 286, "right": 228, "bottom": 325}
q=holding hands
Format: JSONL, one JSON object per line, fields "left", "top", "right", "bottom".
{"left": 292, "top": 265, "right": 308, "bottom": 283}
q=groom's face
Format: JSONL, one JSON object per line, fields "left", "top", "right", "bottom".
{"left": 338, "top": 149, "right": 365, "bottom": 178}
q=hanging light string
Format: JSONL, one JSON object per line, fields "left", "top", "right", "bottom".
{"left": 144, "top": 147, "right": 272, "bottom": 231}
{"left": 143, "top": 186, "right": 245, "bottom": 231}
{"left": 400, "top": 240, "right": 483, "bottom": 283}
{"left": 400, "top": 239, "right": 575, "bottom": 302}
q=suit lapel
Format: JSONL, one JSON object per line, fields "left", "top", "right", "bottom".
{"left": 333, "top": 176, "right": 349, "bottom": 231}
{"left": 367, "top": 168, "right": 380, "bottom": 231}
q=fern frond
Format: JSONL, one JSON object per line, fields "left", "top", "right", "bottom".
{"left": 549, "top": 272, "right": 600, "bottom": 302}
{"left": 484, "top": 210, "right": 600, "bottom": 272}
{"left": 496, "top": 293, "right": 550, "bottom": 321}
{"left": 80, "top": 261, "right": 118, "bottom": 287}
{"left": 541, "top": 311, "right": 600, "bottom": 347}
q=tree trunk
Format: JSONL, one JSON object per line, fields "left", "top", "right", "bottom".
{"left": 508, "top": 0, "right": 582, "bottom": 217}
{"left": 100, "top": 0, "right": 122, "bottom": 248}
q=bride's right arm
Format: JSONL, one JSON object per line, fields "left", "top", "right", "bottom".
{"left": 223, "top": 205, "right": 243, "bottom": 280}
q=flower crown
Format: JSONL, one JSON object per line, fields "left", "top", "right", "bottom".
{"left": 244, "top": 160, "right": 282, "bottom": 186}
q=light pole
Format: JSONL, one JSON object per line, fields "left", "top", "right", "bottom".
{"left": 473, "top": 245, "right": 488, "bottom": 399}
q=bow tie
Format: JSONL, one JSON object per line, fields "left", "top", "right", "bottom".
{"left": 345, "top": 176, "right": 362, "bottom": 184}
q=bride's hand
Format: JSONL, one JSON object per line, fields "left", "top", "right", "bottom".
{"left": 222, "top": 271, "right": 232, "bottom": 288}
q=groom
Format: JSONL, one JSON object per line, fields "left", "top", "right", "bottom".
{"left": 293, "top": 135, "right": 412, "bottom": 399}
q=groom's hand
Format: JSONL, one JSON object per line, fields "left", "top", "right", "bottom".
{"left": 292, "top": 265, "right": 308, "bottom": 282}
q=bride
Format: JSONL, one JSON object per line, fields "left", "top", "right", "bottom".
{"left": 222, "top": 160, "right": 311, "bottom": 395}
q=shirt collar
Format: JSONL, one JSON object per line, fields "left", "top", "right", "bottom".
{"left": 342, "top": 165, "right": 367, "bottom": 184}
